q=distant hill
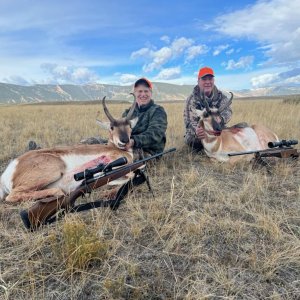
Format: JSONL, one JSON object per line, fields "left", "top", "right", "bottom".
{"left": 232, "top": 86, "right": 300, "bottom": 98}
{"left": 0, "top": 82, "right": 300, "bottom": 104}
{"left": 0, "top": 82, "right": 194, "bottom": 104}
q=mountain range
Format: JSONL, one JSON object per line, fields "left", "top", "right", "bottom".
{"left": 0, "top": 82, "right": 299, "bottom": 104}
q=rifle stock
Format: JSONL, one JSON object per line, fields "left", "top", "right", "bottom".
{"left": 20, "top": 147, "right": 176, "bottom": 230}
{"left": 259, "top": 148, "right": 299, "bottom": 158}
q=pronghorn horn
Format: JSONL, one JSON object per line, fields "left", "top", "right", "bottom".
{"left": 102, "top": 96, "right": 116, "bottom": 123}
{"left": 218, "top": 92, "right": 233, "bottom": 113}
{"left": 125, "top": 93, "right": 137, "bottom": 121}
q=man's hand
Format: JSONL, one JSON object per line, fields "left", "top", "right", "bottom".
{"left": 196, "top": 127, "right": 206, "bottom": 139}
{"left": 125, "top": 138, "right": 135, "bottom": 150}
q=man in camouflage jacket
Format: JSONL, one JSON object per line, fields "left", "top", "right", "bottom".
{"left": 122, "top": 98, "right": 167, "bottom": 155}
{"left": 184, "top": 67, "right": 232, "bottom": 151}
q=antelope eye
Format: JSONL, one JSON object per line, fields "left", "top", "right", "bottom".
{"left": 203, "top": 112, "right": 209, "bottom": 118}
{"left": 110, "top": 126, "right": 114, "bottom": 130}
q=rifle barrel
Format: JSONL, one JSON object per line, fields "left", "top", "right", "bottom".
{"left": 227, "top": 150, "right": 259, "bottom": 156}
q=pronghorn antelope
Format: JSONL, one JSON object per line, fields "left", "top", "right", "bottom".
{"left": 193, "top": 93, "right": 279, "bottom": 163}
{"left": 0, "top": 96, "right": 138, "bottom": 203}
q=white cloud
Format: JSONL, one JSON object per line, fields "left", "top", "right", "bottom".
{"left": 212, "top": 0, "right": 300, "bottom": 64}
{"left": 119, "top": 73, "right": 138, "bottom": 85}
{"left": 0, "top": 54, "right": 129, "bottom": 85}
{"left": 160, "top": 35, "right": 170, "bottom": 44}
{"left": 132, "top": 37, "right": 194, "bottom": 72}
{"left": 251, "top": 73, "right": 280, "bottom": 88}
{"left": 251, "top": 68, "right": 300, "bottom": 87}
{"left": 213, "top": 44, "right": 229, "bottom": 56}
{"left": 224, "top": 56, "right": 254, "bottom": 70}
{"left": 185, "top": 45, "right": 209, "bottom": 62}
{"left": 225, "top": 48, "right": 234, "bottom": 55}
{"left": 143, "top": 47, "right": 173, "bottom": 72}
{"left": 40, "top": 63, "right": 99, "bottom": 84}
{"left": 130, "top": 48, "right": 153, "bottom": 60}
{"left": 72, "top": 67, "right": 98, "bottom": 83}
{"left": 154, "top": 67, "right": 181, "bottom": 80}
{"left": 285, "top": 75, "right": 300, "bottom": 84}
{"left": 171, "top": 37, "right": 193, "bottom": 56}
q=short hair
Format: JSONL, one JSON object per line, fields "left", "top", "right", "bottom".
{"left": 134, "top": 78, "right": 153, "bottom": 89}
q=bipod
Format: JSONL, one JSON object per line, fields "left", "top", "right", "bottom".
{"left": 251, "top": 153, "right": 272, "bottom": 174}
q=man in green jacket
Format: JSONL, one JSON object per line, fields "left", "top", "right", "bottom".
{"left": 122, "top": 78, "right": 167, "bottom": 155}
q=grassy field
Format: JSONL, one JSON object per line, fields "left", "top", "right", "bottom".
{"left": 0, "top": 99, "right": 299, "bottom": 299}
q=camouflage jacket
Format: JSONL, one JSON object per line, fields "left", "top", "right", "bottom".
{"left": 183, "top": 85, "right": 232, "bottom": 145}
{"left": 123, "top": 100, "right": 168, "bottom": 155}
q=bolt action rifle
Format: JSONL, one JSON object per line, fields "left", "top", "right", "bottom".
{"left": 227, "top": 139, "right": 299, "bottom": 169}
{"left": 20, "top": 147, "right": 176, "bottom": 231}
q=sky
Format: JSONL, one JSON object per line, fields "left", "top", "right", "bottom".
{"left": 0, "top": 0, "right": 300, "bottom": 90}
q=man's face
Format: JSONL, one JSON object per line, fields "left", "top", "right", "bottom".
{"left": 198, "top": 75, "right": 215, "bottom": 96}
{"left": 134, "top": 84, "right": 152, "bottom": 106}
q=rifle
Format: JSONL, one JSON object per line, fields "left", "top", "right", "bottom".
{"left": 20, "top": 147, "right": 176, "bottom": 231}
{"left": 227, "top": 139, "right": 299, "bottom": 169}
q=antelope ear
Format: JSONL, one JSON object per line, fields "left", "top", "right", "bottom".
{"left": 96, "top": 119, "right": 110, "bottom": 130}
{"left": 129, "top": 117, "right": 138, "bottom": 129}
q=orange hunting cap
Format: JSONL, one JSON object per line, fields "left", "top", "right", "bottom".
{"left": 198, "top": 66, "right": 214, "bottom": 78}
{"left": 134, "top": 77, "right": 153, "bottom": 89}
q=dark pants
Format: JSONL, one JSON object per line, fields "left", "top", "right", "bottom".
{"left": 188, "top": 140, "right": 204, "bottom": 152}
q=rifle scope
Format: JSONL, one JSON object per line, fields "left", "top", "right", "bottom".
{"left": 74, "top": 157, "right": 128, "bottom": 181}
{"left": 268, "top": 139, "right": 298, "bottom": 148}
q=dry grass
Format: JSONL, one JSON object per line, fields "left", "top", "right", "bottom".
{"left": 0, "top": 99, "right": 299, "bottom": 299}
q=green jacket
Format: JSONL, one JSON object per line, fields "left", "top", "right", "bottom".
{"left": 123, "top": 100, "right": 168, "bottom": 155}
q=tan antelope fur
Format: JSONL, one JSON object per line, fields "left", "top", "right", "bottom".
{"left": 0, "top": 96, "right": 138, "bottom": 203}
{"left": 194, "top": 93, "right": 279, "bottom": 163}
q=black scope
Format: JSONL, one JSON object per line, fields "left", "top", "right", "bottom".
{"left": 268, "top": 139, "right": 298, "bottom": 148}
{"left": 74, "top": 157, "right": 128, "bottom": 181}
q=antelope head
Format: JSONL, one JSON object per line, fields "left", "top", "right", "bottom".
{"left": 193, "top": 92, "right": 233, "bottom": 132}
{"left": 96, "top": 95, "right": 138, "bottom": 150}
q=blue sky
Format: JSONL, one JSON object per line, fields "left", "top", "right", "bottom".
{"left": 0, "top": 0, "right": 299, "bottom": 90}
